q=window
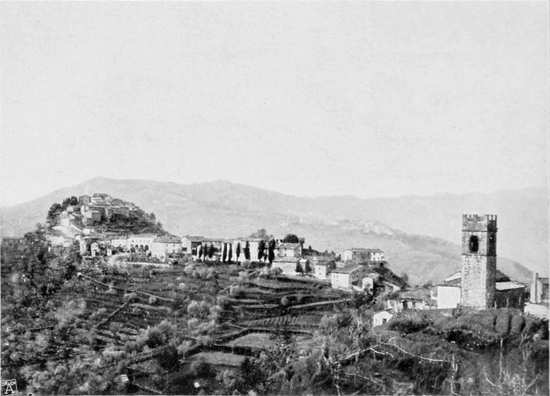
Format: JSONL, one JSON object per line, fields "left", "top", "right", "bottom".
{"left": 469, "top": 235, "right": 479, "bottom": 253}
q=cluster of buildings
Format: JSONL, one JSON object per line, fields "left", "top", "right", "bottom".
{"left": 78, "top": 193, "right": 140, "bottom": 225}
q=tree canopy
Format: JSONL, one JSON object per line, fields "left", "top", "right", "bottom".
{"left": 282, "top": 234, "right": 300, "bottom": 243}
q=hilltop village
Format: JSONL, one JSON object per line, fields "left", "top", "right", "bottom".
{"left": 1, "top": 193, "right": 548, "bottom": 395}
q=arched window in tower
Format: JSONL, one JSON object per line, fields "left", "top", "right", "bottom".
{"left": 469, "top": 235, "right": 479, "bottom": 253}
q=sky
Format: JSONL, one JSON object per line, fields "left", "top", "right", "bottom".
{"left": 1, "top": 2, "right": 548, "bottom": 206}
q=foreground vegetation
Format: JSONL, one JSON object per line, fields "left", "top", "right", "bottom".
{"left": 1, "top": 227, "right": 548, "bottom": 395}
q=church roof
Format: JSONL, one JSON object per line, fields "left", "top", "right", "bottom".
{"left": 496, "top": 281, "right": 526, "bottom": 291}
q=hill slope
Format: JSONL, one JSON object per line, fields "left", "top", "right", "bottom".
{"left": 0, "top": 177, "right": 541, "bottom": 283}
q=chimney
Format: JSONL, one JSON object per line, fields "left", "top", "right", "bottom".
{"left": 531, "top": 272, "right": 539, "bottom": 304}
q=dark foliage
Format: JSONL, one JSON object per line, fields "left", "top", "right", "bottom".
{"left": 282, "top": 234, "right": 300, "bottom": 243}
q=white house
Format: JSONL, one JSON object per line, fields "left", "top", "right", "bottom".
{"left": 530, "top": 272, "right": 549, "bottom": 304}
{"left": 431, "top": 285, "right": 461, "bottom": 309}
{"left": 360, "top": 277, "right": 374, "bottom": 294}
{"left": 372, "top": 311, "right": 393, "bottom": 327}
{"left": 90, "top": 242, "right": 100, "bottom": 257}
{"left": 108, "top": 236, "right": 129, "bottom": 249}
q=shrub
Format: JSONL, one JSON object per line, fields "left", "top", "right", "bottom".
{"left": 183, "top": 265, "right": 195, "bottom": 276}
{"left": 388, "top": 312, "right": 431, "bottom": 333}
{"left": 190, "top": 357, "right": 212, "bottom": 377}
{"left": 271, "top": 267, "right": 283, "bottom": 276}
{"left": 156, "top": 345, "right": 179, "bottom": 370}
{"left": 229, "top": 285, "right": 242, "bottom": 298}
{"left": 187, "top": 300, "right": 211, "bottom": 319}
{"left": 509, "top": 313, "right": 525, "bottom": 335}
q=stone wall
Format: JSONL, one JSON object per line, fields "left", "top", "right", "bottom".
{"left": 461, "top": 254, "right": 496, "bottom": 308}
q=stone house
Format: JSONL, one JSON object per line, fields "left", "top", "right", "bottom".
{"left": 312, "top": 257, "right": 336, "bottom": 280}
{"left": 80, "top": 205, "right": 102, "bottom": 224}
{"left": 90, "top": 193, "right": 111, "bottom": 205}
{"left": 277, "top": 242, "right": 302, "bottom": 258}
{"left": 105, "top": 206, "right": 130, "bottom": 219}
{"left": 151, "top": 235, "right": 182, "bottom": 261}
{"left": 495, "top": 282, "right": 526, "bottom": 308}
{"left": 330, "top": 264, "right": 367, "bottom": 291}
{"left": 271, "top": 257, "right": 301, "bottom": 276}
{"left": 342, "top": 248, "right": 385, "bottom": 264}
{"left": 181, "top": 235, "right": 205, "bottom": 255}
{"left": 127, "top": 233, "right": 157, "bottom": 251}
{"left": 79, "top": 195, "right": 91, "bottom": 205}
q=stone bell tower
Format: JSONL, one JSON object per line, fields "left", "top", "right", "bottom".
{"left": 461, "top": 214, "right": 497, "bottom": 309}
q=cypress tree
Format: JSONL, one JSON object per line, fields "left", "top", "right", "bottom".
{"left": 268, "top": 239, "right": 276, "bottom": 264}
{"left": 258, "top": 240, "right": 265, "bottom": 261}
{"left": 244, "top": 241, "right": 250, "bottom": 260}
{"left": 236, "top": 242, "right": 241, "bottom": 261}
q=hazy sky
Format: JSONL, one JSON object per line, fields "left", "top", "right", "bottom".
{"left": 1, "top": 2, "right": 548, "bottom": 206}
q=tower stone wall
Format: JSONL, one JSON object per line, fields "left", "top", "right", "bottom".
{"left": 461, "top": 214, "right": 497, "bottom": 309}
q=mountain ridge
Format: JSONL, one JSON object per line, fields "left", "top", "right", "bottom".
{"left": 4, "top": 176, "right": 545, "bottom": 209}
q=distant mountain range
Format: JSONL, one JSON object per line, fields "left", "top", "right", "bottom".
{"left": 1, "top": 177, "right": 545, "bottom": 284}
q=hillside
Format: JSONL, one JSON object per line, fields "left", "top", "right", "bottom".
{"left": 0, "top": 177, "right": 540, "bottom": 283}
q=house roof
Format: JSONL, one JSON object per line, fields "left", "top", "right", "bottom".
{"left": 183, "top": 235, "right": 206, "bottom": 242}
{"left": 154, "top": 235, "right": 182, "bottom": 243}
{"left": 347, "top": 248, "right": 383, "bottom": 253}
{"left": 278, "top": 242, "right": 301, "bottom": 249}
{"left": 129, "top": 233, "right": 158, "bottom": 238}
{"left": 444, "top": 271, "right": 461, "bottom": 283}
{"left": 332, "top": 264, "right": 362, "bottom": 274}
{"left": 496, "top": 281, "right": 526, "bottom": 291}
{"left": 399, "top": 288, "right": 431, "bottom": 301}
{"left": 273, "top": 257, "right": 300, "bottom": 263}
